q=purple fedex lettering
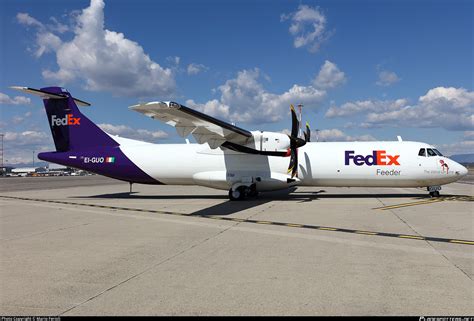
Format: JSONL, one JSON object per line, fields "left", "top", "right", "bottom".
{"left": 345, "top": 150, "right": 400, "bottom": 166}
{"left": 345, "top": 151, "right": 374, "bottom": 166}
{"left": 345, "top": 151, "right": 357, "bottom": 165}
{"left": 365, "top": 152, "right": 376, "bottom": 166}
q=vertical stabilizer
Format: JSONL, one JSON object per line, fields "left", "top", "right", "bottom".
{"left": 36, "top": 86, "right": 118, "bottom": 151}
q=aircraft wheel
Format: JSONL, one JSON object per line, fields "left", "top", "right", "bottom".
{"left": 429, "top": 191, "right": 440, "bottom": 197}
{"left": 229, "top": 186, "right": 246, "bottom": 201}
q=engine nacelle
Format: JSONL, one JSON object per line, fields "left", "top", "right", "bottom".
{"left": 245, "top": 131, "right": 290, "bottom": 152}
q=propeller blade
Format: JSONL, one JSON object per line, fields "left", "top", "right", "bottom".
{"left": 290, "top": 104, "right": 299, "bottom": 138}
{"left": 304, "top": 122, "right": 311, "bottom": 142}
{"left": 292, "top": 147, "right": 298, "bottom": 178}
{"left": 287, "top": 142, "right": 298, "bottom": 178}
{"left": 287, "top": 104, "right": 303, "bottom": 178}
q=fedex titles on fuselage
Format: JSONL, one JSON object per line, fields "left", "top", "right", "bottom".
{"left": 345, "top": 150, "right": 401, "bottom": 176}
{"left": 345, "top": 150, "right": 400, "bottom": 166}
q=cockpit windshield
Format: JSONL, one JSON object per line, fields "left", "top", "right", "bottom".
{"left": 427, "top": 148, "right": 437, "bottom": 156}
{"left": 433, "top": 149, "right": 443, "bottom": 156}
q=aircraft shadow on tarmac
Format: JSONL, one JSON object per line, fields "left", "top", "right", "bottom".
{"left": 70, "top": 188, "right": 459, "bottom": 216}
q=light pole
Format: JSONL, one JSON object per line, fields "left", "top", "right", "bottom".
{"left": 33, "top": 150, "right": 35, "bottom": 167}
{"left": 297, "top": 103, "right": 303, "bottom": 138}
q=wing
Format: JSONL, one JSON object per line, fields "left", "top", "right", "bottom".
{"left": 129, "top": 101, "right": 252, "bottom": 149}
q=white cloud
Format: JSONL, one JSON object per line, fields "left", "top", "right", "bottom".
{"left": 17, "top": 13, "right": 44, "bottom": 28}
{"left": 313, "top": 60, "right": 346, "bottom": 89}
{"left": 315, "top": 128, "right": 376, "bottom": 142}
{"left": 3, "top": 131, "right": 49, "bottom": 146}
{"left": 18, "top": 0, "right": 176, "bottom": 98}
{"left": 1, "top": 131, "right": 52, "bottom": 165}
{"left": 376, "top": 69, "right": 400, "bottom": 86}
{"left": 419, "top": 86, "right": 474, "bottom": 108}
{"left": 325, "top": 87, "right": 474, "bottom": 131}
{"left": 281, "top": 5, "right": 332, "bottom": 53}
{"left": 12, "top": 112, "right": 33, "bottom": 125}
{"left": 0, "top": 92, "right": 31, "bottom": 105}
{"left": 326, "top": 98, "right": 408, "bottom": 118}
{"left": 185, "top": 99, "right": 230, "bottom": 119}
{"left": 166, "top": 56, "right": 180, "bottom": 66}
{"left": 186, "top": 68, "right": 326, "bottom": 124}
{"left": 436, "top": 140, "right": 474, "bottom": 156}
{"left": 49, "top": 17, "right": 69, "bottom": 34}
{"left": 98, "top": 123, "right": 168, "bottom": 142}
{"left": 35, "top": 32, "right": 62, "bottom": 57}
{"left": 464, "top": 131, "right": 474, "bottom": 139}
{"left": 187, "top": 63, "right": 209, "bottom": 75}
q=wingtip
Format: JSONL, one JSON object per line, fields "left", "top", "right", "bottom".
{"left": 9, "top": 86, "right": 27, "bottom": 91}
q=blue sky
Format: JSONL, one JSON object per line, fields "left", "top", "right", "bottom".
{"left": 0, "top": 0, "right": 472, "bottom": 164}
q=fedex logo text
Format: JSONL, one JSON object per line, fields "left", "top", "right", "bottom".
{"left": 51, "top": 114, "right": 80, "bottom": 126}
{"left": 345, "top": 150, "right": 400, "bottom": 166}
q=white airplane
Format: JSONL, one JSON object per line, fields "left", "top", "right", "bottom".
{"left": 12, "top": 86, "right": 468, "bottom": 200}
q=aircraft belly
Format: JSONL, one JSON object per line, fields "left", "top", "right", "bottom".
{"left": 118, "top": 143, "right": 290, "bottom": 188}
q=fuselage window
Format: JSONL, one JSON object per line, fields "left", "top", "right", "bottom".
{"left": 418, "top": 148, "right": 426, "bottom": 156}
{"left": 433, "top": 149, "right": 443, "bottom": 156}
{"left": 427, "top": 148, "right": 437, "bottom": 157}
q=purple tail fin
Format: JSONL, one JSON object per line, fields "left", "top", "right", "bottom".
{"left": 41, "top": 87, "right": 118, "bottom": 151}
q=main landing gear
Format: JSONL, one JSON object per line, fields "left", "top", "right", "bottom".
{"left": 228, "top": 184, "right": 258, "bottom": 201}
{"left": 427, "top": 185, "right": 441, "bottom": 197}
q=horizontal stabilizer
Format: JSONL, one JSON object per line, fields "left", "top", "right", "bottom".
{"left": 10, "top": 86, "right": 91, "bottom": 107}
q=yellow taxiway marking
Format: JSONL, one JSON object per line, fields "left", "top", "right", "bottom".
{"left": 399, "top": 235, "right": 424, "bottom": 240}
{"left": 355, "top": 231, "right": 378, "bottom": 235}
{"left": 449, "top": 240, "right": 474, "bottom": 245}
{"left": 318, "top": 227, "right": 337, "bottom": 231}
{"left": 374, "top": 199, "right": 444, "bottom": 210}
{"left": 286, "top": 223, "right": 304, "bottom": 228}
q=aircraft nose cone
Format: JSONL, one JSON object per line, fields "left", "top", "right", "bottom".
{"left": 454, "top": 162, "right": 468, "bottom": 177}
{"left": 459, "top": 164, "right": 468, "bottom": 176}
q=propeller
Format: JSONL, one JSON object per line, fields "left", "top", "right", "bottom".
{"left": 304, "top": 121, "right": 311, "bottom": 142}
{"left": 287, "top": 105, "right": 306, "bottom": 178}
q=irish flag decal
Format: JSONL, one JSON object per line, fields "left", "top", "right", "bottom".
{"left": 105, "top": 157, "right": 115, "bottom": 163}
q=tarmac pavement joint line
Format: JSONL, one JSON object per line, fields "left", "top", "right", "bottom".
{"left": 1, "top": 195, "right": 473, "bottom": 246}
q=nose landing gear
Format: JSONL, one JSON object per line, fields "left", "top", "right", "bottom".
{"left": 427, "top": 185, "right": 441, "bottom": 197}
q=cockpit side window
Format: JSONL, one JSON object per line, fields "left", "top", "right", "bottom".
{"left": 433, "top": 149, "right": 443, "bottom": 156}
{"left": 418, "top": 148, "right": 426, "bottom": 156}
{"left": 427, "top": 148, "right": 437, "bottom": 156}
